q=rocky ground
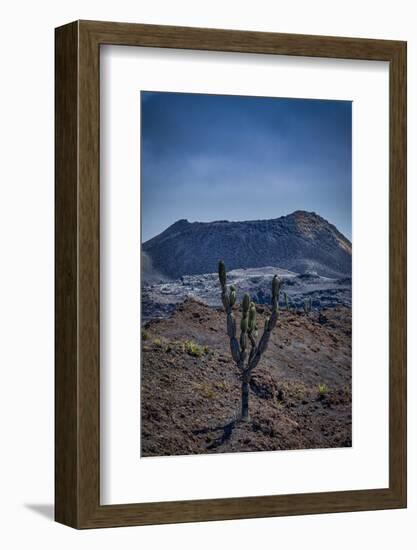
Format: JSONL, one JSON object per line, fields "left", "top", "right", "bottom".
{"left": 142, "top": 266, "right": 352, "bottom": 323}
{"left": 141, "top": 298, "right": 352, "bottom": 457}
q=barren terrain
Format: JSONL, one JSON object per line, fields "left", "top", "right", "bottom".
{"left": 141, "top": 298, "right": 352, "bottom": 457}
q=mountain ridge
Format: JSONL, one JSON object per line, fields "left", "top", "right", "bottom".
{"left": 143, "top": 210, "right": 352, "bottom": 280}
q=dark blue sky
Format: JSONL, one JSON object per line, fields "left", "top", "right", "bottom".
{"left": 141, "top": 91, "right": 352, "bottom": 242}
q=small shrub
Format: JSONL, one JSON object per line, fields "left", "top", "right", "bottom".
{"left": 183, "top": 340, "right": 207, "bottom": 357}
{"left": 141, "top": 329, "right": 149, "bottom": 341}
{"left": 153, "top": 338, "right": 162, "bottom": 347}
{"left": 217, "top": 380, "right": 229, "bottom": 391}
{"left": 318, "top": 383, "right": 329, "bottom": 397}
{"left": 199, "top": 384, "right": 215, "bottom": 399}
{"left": 171, "top": 339, "right": 183, "bottom": 347}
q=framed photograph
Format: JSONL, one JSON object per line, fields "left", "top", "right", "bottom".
{"left": 55, "top": 20, "right": 407, "bottom": 528}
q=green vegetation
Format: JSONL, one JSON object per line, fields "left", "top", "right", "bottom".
{"left": 198, "top": 383, "right": 215, "bottom": 399}
{"left": 318, "top": 383, "right": 329, "bottom": 397}
{"left": 183, "top": 340, "right": 209, "bottom": 358}
{"left": 217, "top": 379, "right": 230, "bottom": 391}
{"left": 150, "top": 338, "right": 210, "bottom": 357}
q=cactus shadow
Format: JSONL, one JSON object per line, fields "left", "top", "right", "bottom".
{"left": 192, "top": 420, "right": 236, "bottom": 450}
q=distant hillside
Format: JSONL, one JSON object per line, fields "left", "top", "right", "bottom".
{"left": 142, "top": 211, "right": 352, "bottom": 279}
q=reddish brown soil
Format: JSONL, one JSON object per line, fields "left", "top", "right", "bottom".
{"left": 141, "top": 299, "right": 351, "bottom": 457}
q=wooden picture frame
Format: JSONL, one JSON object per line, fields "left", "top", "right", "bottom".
{"left": 55, "top": 20, "right": 407, "bottom": 529}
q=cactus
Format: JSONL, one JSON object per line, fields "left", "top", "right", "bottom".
{"left": 271, "top": 275, "right": 281, "bottom": 312}
{"left": 248, "top": 304, "right": 257, "bottom": 332}
{"left": 240, "top": 316, "right": 248, "bottom": 332}
{"left": 218, "top": 260, "right": 226, "bottom": 287}
{"left": 218, "top": 261, "right": 280, "bottom": 421}
{"left": 303, "top": 296, "right": 312, "bottom": 315}
{"left": 272, "top": 275, "right": 280, "bottom": 297}
{"left": 229, "top": 285, "right": 237, "bottom": 306}
{"left": 284, "top": 292, "right": 290, "bottom": 311}
{"left": 242, "top": 293, "right": 250, "bottom": 312}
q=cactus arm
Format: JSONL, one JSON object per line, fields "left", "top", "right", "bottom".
{"left": 284, "top": 292, "right": 290, "bottom": 311}
{"left": 230, "top": 338, "right": 241, "bottom": 365}
{"left": 235, "top": 292, "right": 251, "bottom": 370}
{"left": 248, "top": 307, "right": 278, "bottom": 373}
{"left": 272, "top": 275, "right": 281, "bottom": 312}
{"left": 239, "top": 292, "right": 250, "bottom": 350}
{"left": 218, "top": 260, "right": 227, "bottom": 288}
{"left": 226, "top": 311, "right": 241, "bottom": 365}
{"left": 248, "top": 331, "right": 257, "bottom": 365}
{"left": 247, "top": 277, "right": 280, "bottom": 373}
{"left": 218, "top": 260, "right": 230, "bottom": 312}
{"left": 218, "top": 261, "right": 243, "bottom": 367}
{"left": 229, "top": 285, "right": 237, "bottom": 307}
{"left": 239, "top": 349, "right": 247, "bottom": 370}
{"left": 221, "top": 286, "right": 230, "bottom": 312}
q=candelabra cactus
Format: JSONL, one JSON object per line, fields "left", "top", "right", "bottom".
{"left": 218, "top": 261, "right": 281, "bottom": 421}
